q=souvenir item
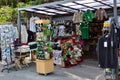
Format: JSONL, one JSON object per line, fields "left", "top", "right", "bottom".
{"left": 58, "top": 25, "right": 65, "bottom": 36}
{"left": 76, "top": 24, "right": 81, "bottom": 36}
{"left": 82, "top": 10, "right": 94, "bottom": 22}
{"left": 80, "top": 23, "right": 90, "bottom": 39}
{"left": 94, "top": 8, "right": 108, "bottom": 22}
{"left": 73, "top": 11, "right": 83, "bottom": 23}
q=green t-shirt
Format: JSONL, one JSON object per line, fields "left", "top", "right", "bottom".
{"left": 82, "top": 10, "right": 94, "bottom": 22}
{"left": 80, "top": 23, "right": 90, "bottom": 39}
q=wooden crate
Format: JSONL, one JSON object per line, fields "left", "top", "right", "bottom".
{"left": 36, "top": 59, "right": 54, "bottom": 75}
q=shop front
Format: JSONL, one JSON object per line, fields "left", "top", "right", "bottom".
{"left": 1, "top": 0, "right": 120, "bottom": 79}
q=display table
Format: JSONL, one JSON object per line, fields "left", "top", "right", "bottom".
{"left": 36, "top": 59, "right": 54, "bottom": 75}
{"left": 15, "top": 45, "right": 31, "bottom": 69}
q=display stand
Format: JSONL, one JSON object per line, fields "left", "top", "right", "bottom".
{"left": 15, "top": 45, "right": 31, "bottom": 69}
{"left": 1, "top": 47, "right": 17, "bottom": 73}
{"left": 35, "top": 19, "right": 54, "bottom": 75}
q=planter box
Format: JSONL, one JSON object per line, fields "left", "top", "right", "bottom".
{"left": 36, "top": 59, "right": 54, "bottom": 75}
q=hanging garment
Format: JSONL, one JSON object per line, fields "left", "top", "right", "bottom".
{"left": 30, "top": 16, "right": 36, "bottom": 32}
{"left": 15, "top": 27, "right": 19, "bottom": 39}
{"left": 53, "top": 27, "right": 58, "bottom": 37}
{"left": 94, "top": 8, "right": 108, "bottom": 22}
{"left": 36, "top": 24, "right": 42, "bottom": 32}
{"left": 53, "top": 50, "right": 62, "bottom": 65}
{"left": 30, "top": 16, "right": 40, "bottom": 32}
{"left": 21, "top": 25, "right": 28, "bottom": 44}
{"left": 76, "top": 24, "right": 81, "bottom": 36}
{"left": 27, "top": 30, "right": 36, "bottom": 42}
{"left": 11, "top": 26, "right": 19, "bottom": 42}
{"left": 80, "top": 23, "right": 90, "bottom": 39}
{"left": 97, "top": 33, "right": 117, "bottom": 68}
{"left": 58, "top": 25, "right": 65, "bottom": 36}
{"left": 110, "top": 18, "right": 120, "bottom": 44}
{"left": 73, "top": 11, "right": 83, "bottom": 23}
{"left": 64, "top": 21, "right": 73, "bottom": 34}
{"left": 36, "top": 32, "right": 44, "bottom": 41}
{"left": 82, "top": 10, "right": 94, "bottom": 22}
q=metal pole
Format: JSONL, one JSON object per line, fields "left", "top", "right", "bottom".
{"left": 113, "top": 0, "right": 118, "bottom": 80}
{"left": 50, "top": 16, "right": 53, "bottom": 41}
{"left": 114, "top": 0, "right": 118, "bottom": 22}
{"left": 17, "top": 10, "right": 21, "bottom": 44}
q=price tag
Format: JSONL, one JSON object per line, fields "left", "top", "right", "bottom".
{"left": 115, "top": 29, "right": 117, "bottom": 33}
{"left": 104, "top": 41, "right": 107, "bottom": 47}
{"left": 111, "top": 41, "right": 113, "bottom": 47}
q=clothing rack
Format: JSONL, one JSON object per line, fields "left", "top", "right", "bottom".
{"left": 0, "top": 24, "right": 18, "bottom": 73}
{"left": 101, "top": 18, "right": 120, "bottom": 80}
{"left": 1, "top": 46, "right": 17, "bottom": 73}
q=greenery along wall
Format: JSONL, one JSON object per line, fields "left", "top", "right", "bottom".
{"left": 0, "top": 0, "right": 60, "bottom": 24}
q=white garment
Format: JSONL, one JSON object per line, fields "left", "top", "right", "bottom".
{"left": 15, "top": 27, "right": 19, "bottom": 39}
{"left": 36, "top": 32, "right": 44, "bottom": 41}
{"left": 53, "top": 50, "right": 62, "bottom": 65}
{"left": 76, "top": 24, "right": 81, "bottom": 36}
{"left": 21, "top": 25, "right": 28, "bottom": 44}
{"left": 11, "top": 26, "right": 19, "bottom": 42}
{"left": 29, "top": 16, "right": 40, "bottom": 32}
{"left": 58, "top": 25, "right": 65, "bottom": 36}
{"left": 77, "top": 49, "right": 82, "bottom": 57}
{"left": 16, "top": 45, "right": 30, "bottom": 53}
{"left": 34, "top": 16, "right": 40, "bottom": 21}
{"left": 73, "top": 11, "right": 83, "bottom": 23}
{"left": 30, "top": 16, "right": 35, "bottom": 32}
{"left": 53, "top": 27, "right": 58, "bottom": 37}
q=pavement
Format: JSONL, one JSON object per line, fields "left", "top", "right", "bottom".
{"left": 0, "top": 59, "right": 105, "bottom": 80}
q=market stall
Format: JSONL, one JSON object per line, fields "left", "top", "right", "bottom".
{"left": 16, "top": 0, "right": 120, "bottom": 79}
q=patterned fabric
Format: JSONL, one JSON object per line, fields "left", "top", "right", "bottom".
{"left": 21, "top": 25, "right": 28, "bottom": 44}
{"left": 73, "top": 11, "right": 83, "bottom": 23}
{"left": 58, "top": 25, "right": 65, "bottom": 36}
{"left": 36, "top": 32, "right": 44, "bottom": 41}
{"left": 76, "top": 24, "right": 81, "bottom": 36}
{"left": 30, "top": 16, "right": 40, "bottom": 32}
{"left": 94, "top": 8, "right": 108, "bottom": 22}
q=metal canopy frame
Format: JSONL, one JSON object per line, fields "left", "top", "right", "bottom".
{"left": 17, "top": 0, "right": 119, "bottom": 42}
{"left": 18, "top": 0, "right": 120, "bottom": 16}
{"left": 18, "top": 0, "right": 119, "bottom": 44}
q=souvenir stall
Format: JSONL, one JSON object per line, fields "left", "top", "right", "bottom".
{"left": 17, "top": 0, "right": 119, "bottom": 78}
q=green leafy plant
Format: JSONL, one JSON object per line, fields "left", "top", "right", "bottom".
{"left": 0, "top": 6, "right": 13, "bottom": 23}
